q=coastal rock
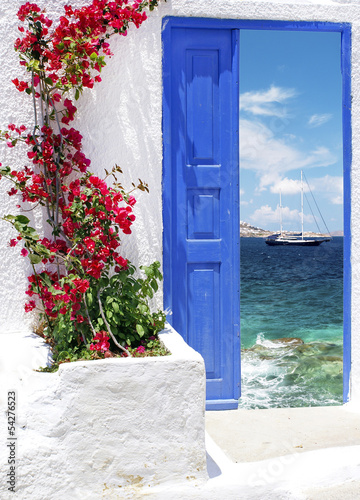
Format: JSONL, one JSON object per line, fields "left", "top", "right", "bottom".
{"left": 317, "top": 355, "right": 343, "bottom": 363}
{"left": 272, "top": 337, "right": 304, "bottom": 346}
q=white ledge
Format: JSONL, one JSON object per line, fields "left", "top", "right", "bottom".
{"left": 0, "top": 324, "right": 207, "bottom": 499}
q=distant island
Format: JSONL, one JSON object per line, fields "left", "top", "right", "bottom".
{"left": 240, "top": 221, "right": 343, "bottom": 238}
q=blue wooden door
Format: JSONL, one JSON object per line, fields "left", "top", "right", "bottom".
{"left": 163, "top": 21, "right": 240, "bottom": 410}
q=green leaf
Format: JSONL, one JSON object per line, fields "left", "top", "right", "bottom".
{"left": 15, "top": 215, "right": 30, "bottom": 225}
{"left": 75, "top": 88, "right": 80, "bottom": 101}
{"left": 90, "top": 52, "right": 97, "bottom": 61}
{"left": 29, "top": 254, "right": 42, "bottom": 265}
{"left": 99, "top": 277, "right": 109, "bottom": 288}
{"left": 44, "top": 77, "right": 53, "bottom": 85}
{"left": 86, "top": 292, "right": 93, "bottom": 306}
{"left": 0, "top": 166, "right": 11, "bottom": 175}
{"left": 41, "top": 273, "right": 52, "bottom": 287}
{"left": 138, "top": 304, "right": 148, "bottom": 315}
{"left": 28, "top": 59, "right": 40, "bottom": 70}
{"left": 136, "top": 324, "right": 145, "bottom": 337}
{"left": 150, "top": 279, "right": 158, "bottom": 292}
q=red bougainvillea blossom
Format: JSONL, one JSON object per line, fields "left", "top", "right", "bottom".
{"left": 90, "top": 331, "right": 110, "bottom": 352}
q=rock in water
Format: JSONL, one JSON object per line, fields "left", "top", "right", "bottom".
{"left": 271, "top": 337, "right": 304, "bottom": 346}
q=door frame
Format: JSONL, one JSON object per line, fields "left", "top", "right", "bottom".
{"left": 162, "top": 17, "right": 352, "bottom": 405}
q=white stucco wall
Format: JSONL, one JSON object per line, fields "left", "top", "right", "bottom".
{"left": 0, "top": 0, "right": 360, "bottom": 403}
{"left": 0, "top": 325, "right": 207, "bottom": 499}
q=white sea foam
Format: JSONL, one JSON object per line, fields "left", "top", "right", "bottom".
{"left": 255, "top": 333, "right": 299, "bottom": 349}
{"left": 240, "top": 337, "right": 343, "bottom": 409}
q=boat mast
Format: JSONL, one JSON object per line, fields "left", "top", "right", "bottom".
{"left": 301, "top": 170, "right": 304, "bottom": 240}
{"left": 279, "top": 190, "right": 283, "bottom": 235}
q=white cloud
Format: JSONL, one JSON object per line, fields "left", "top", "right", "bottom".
{"left": 250, "top": 204, "right": 313, "bottom": 225}
{"left": 270, "top": 177, "right": 310, "bottom": 195}
{"left": 331, "top": 196, "right": 343, "bottom": 205}
{"left": 310, "top": 175, "right": 343, "bottom": 205}
{"left": 240, "top": 119, "right": 337, "bottom": 191}
{"left": 240, "top": 85, "right": 297, "bottom": 118}
{"left": 240, "top": 188, "right": 245, "bottom": 196}
{"left": 310, "top": 175, "right": 342, "bottom": 193}
{"left": 308, "top": 113, "right": 332, "bottom": 128}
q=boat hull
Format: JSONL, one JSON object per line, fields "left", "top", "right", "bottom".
{"left": 265, "top": 238, "right": 330, "bottom": 246}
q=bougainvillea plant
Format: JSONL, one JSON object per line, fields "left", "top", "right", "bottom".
{"left": 0, "top": 0, "right": 167, "bottom": 363}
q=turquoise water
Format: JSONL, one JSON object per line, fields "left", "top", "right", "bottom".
{"left": 239, "top": 237, "right": 343, "bottom": 409}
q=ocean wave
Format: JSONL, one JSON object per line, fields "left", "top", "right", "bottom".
{"left": 239, "top": 337, "right": 343, "bottom": 409}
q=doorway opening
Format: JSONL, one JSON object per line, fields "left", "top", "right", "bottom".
{"left": 239, "top": 28, "right": 347, "bottom": 409}
{"left": 162, "top": 18, "right": 351, "bottom": 410}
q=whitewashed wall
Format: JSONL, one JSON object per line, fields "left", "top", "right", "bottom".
{"left": 0, "top": 0, "right": 360, "bottom": 404}
{"left": 0, "top": 326, "right": 208, "bottom": 499}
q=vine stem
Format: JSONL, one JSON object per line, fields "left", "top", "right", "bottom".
{"left": 83, "top": 295, "right": 97, "bottom": 340}
{"left": 45, "top": 87, "right": 62, "bottom": 231}
{"left": 31, "top": 71, "right": 39, "bottom": 144}
{"left": 30, "top": 262, "right": 52, "bottom": 333}
{"left": 97, "top": 289, "right": 131, "bottom": 357}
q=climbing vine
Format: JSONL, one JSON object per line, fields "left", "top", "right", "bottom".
{"left": 0, "top": 1, "right": 166, "bottom": 362}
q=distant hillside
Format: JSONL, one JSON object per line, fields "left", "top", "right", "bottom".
{"left": 240, "top": 221, "right": 339, "bottom": 238}
{"left": 240, "top": 221, "right": 272, "bottom": 237}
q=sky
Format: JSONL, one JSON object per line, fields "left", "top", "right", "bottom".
{"left": 239, "top": 30, "right": 343, "bottom": 233}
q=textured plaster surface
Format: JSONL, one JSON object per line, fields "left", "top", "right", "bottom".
{"left": 0, "top": 325, "right": 207, "bottom": 499}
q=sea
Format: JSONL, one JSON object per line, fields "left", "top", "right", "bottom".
{"left": 239, "top": 236, "right": 343, "bottom": 409}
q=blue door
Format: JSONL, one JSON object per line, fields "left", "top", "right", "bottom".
{"left": 163, "top": 20, "right": 240, "bottom": 410}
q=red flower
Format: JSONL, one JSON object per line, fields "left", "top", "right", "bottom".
{"left": 128, "top": 196, "right": 136, "bottom": 206}
{"left": 72, "top": 279, "right": 89, "bottom": 294}
{"left": 83, "top": 237, "right": 96, "bottom": 253}
{"left": 90, "top": 331, "right": 110, "bottom": 352}
{"left": 115, "top": 255, "right": 128, "bottom": 270}
{"left": 24, "top": 300, "right": 36, "bottom": 313}
{"left": 12, "top": 78, "right": 28, "bottom": 92}
{"left": 21, "top": 248, "right": 28, "bottom": 257}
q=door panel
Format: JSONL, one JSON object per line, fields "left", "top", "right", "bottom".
{"left": 163, "top": 25, "right": 240, "bottom": 409}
